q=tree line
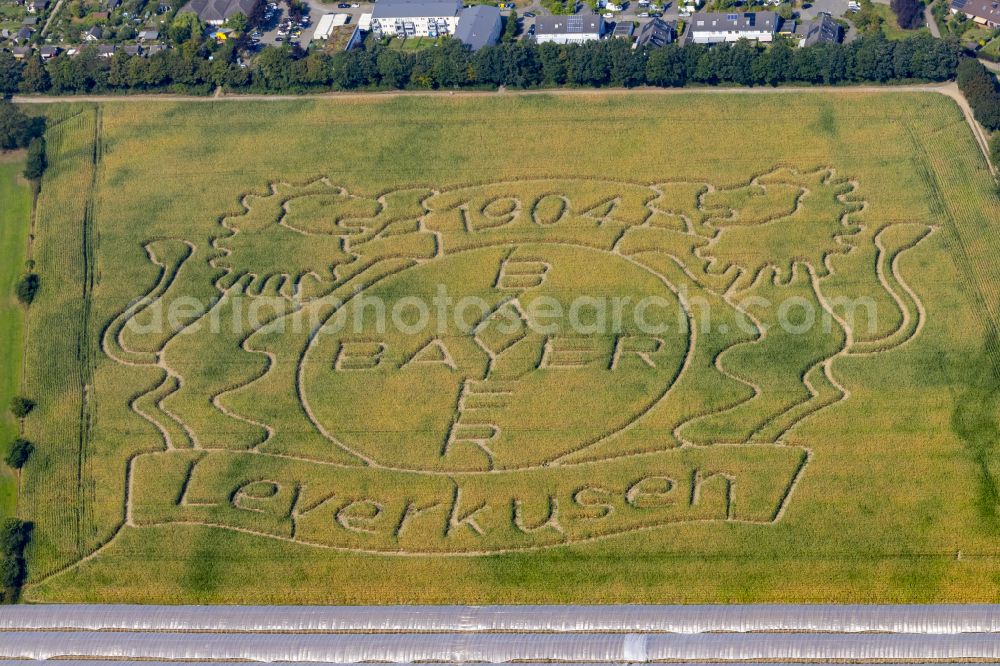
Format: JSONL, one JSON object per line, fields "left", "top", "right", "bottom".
{"left": 0, "top": 32, "right": 963, "bottom": 95}
{"left": 957, "top": 58, "right": 1000, "bottom": 132}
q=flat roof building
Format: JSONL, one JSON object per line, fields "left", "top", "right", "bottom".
{"left": 370, "top": 0, "right": 463, "bottom": 38}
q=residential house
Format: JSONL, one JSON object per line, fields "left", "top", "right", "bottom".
{"left": 39, "top": 45, "right": 60, "bottom": 59}
{"left": 179, "top": 0, "right": 261, "bottom": 26}
{"left": 12, "top": 46, "right": 31, "bottom": 59}
{"left": 454, "top": 4, "right": 502, "bottom": 50}
{"left": 145, "top": 43, "right": 166, "bottom": 54}
{"left": 634, "top": 17, "right": 675, "bottom": 47}
{"left": 795, "top": 12, "right": 842, "bottom": 46}
{"left": 951, "top": 0, "right": 1000, "bottom": 26}
{"left": 21, "top": 16, "right": 38, "bottom": 26}
{"left": 122, "top": 43, "right": 141, "bottom": 55}
{"left": 138, "top": 29, "right": 159, "bottom": 41}
{"left": 108, "top": 0, "right": 121, "bottom": 9}
{"left": 13, "top": 27, "right": 33, "bottom": 44}
{"left": 97, "top": 43, "right": 116, "bottom": 57}
{"left": 533, "top": 15, "right": 604, "bottom": 43}
{"left": 611, "top": 20, "right": 635, "bottom": 40}
{"left": 370, "top": 0, "right": 463, "bottom": 38}
{"left": 84, "top": 26, "right": 103, "bottom": 41}
{"left": 683, "top": 11, "right": 779, "bottom": 44}
{"left": 26, "top": 0, "right": 48, "bottom": 13}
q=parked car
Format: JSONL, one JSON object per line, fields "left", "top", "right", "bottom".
{"left": 638, "top": 11, "right": 649, "bottom": 16}
{"left": 523, "top": 11, "right": 535, "bottom": 16}
{"left": 603, "top": 11, "right": 613, "bottom": 17}
{"left": 337, "top": 3, "right": 350, "bottom": 7}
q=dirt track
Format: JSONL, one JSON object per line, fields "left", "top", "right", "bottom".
{"left": 9, "top": 82, "right": 958, "bottom": 104}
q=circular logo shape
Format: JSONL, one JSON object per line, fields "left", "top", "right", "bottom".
{"left": 300, "top": 242, "right": 690, "bottom": 472}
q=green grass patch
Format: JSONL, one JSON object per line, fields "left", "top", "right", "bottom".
{"left": 0, "top": 159, "right": 31, "bottom": 519}
{"left": 981, "top": 36, "right": 1000, "bottom": 59}
{"left": 387, "top": 36, "right": 444, "bottom": 50}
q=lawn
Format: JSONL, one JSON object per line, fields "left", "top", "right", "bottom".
{"left": 386, "top": 36, "right": 444, "bottom": 50}
{"left": 981, "top": 36, "right": 1000, "bottom": 60}
{"left": 868, "top": 2, "right": 928, "bottom": 40}
{"left": 0, "top": 158, "right": 30, "bottom": 519}
{"left": 16, "top": 91, "right": 1000, "bottom": 603}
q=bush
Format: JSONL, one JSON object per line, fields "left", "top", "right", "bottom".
{"left": 0, "top": 520, "right": 32, "bottom": 597}
{"left": 0, "top": 558, "right": 18, "bottom": 589}
{"left": 0, "top": 520, "right": 30, "bottom": 555}
{"left": 0, "top": 101, "right": 45, "bottom": 151}
{"left": 8, "top": 397, "right": 34, "bottom": 419}
{"left": 4, "top": 439, "right": 33, "bottom": 469}
{"left": 15, "top": 273, "right": 39, "bottom": 305}
{"left": 957, "top": 58, "right": 1000, "bottom": 132}
{"left": 891, "top": 0, "right": 924, "bottom": 29}
{"left": 991, "top": 132, "right": 1000, "bottom": 166}
{"left": 23, "top": 136, "right": 46, "bottom": 180}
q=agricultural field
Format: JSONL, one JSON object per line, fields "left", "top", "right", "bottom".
{"left": 13, "top": 91, "right": 1000, "bottom": 603}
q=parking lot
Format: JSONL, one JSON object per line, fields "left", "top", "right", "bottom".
{"left": 256, "top": 0, "right": 374, "bottom": 49}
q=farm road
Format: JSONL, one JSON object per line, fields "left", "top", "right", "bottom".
{"left": 7, "top": 82, "right": 963, "bottom": 103}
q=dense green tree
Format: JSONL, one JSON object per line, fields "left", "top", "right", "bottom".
{"left": 8, "top": 397, "right": 34, "bottom": 419}
{"left": 23, "top": 137, "right": 45, "bottom": 180}
{"left": 377, "top": 48, "right": 410, "bottom": 88}
{"left": 991, "top": 133, "right": 1000, "bottom": 167}
{"left": 0, "top": 52, "right": 21, "bottom": 95}
{"left": 0, "top": 102, "right": 44, "bottom": 150}
{"left": 227, "top": 11, "right": 250, "bottom": 34}
{"left": 503, "top": 10, "right": 519, "bottom": 42}
{"left": 4, "top": 439, "right": 33, "bottom": 470}
{"left": 170, "top": 11, "right": 204, "bottom": 44}
{"left": 891, "top": 0, "right": 924, "bottom": 29}
{"left": 957, "top": 58, "right": 1000, "bottom": 131}
{"left": 19, "top": 54, "right": 50, "bottom": 93}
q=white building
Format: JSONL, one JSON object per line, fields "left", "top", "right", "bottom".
{"left": 314, "top": 13, "right": 351, "bottom": 40}
{"left": 533, "top": 15, "right": 605, "bottom": 44}
{"left": 370, "top": 0, "right": 462, "bottom": 38}
{"left": 684, "top": 11, "right": 779, "bottom": 44}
